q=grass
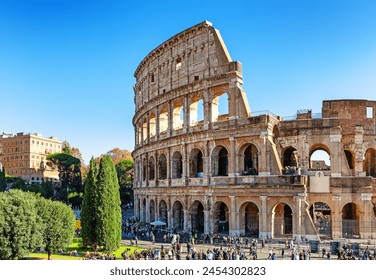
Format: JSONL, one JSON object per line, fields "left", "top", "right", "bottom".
{"left": 27, "top": 238, "right": 143, "bottom": 260}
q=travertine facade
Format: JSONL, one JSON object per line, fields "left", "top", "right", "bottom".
{"left": 132, "top": 21, "right": 376, "bottom": 241}
{"left": 0, "top": 132, "right": 62, "bottom": 183}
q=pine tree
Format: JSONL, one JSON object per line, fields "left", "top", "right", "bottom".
{"left": 80, "top": 157, "right": 98, "bottom": 250}
{"left": 95, "top": 155, "right": 122, "bottom": 252}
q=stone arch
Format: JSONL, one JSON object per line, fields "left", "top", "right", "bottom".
{"left": 364, "top": 148, "right": 376, "bottom": 177}
{"left": 189, "top": 148, "right": 204, "bottom": 177}
{"left": 309, "top": 144, "right": 331, "bottom": 170}
{"left": 213, "top": 201, "right": 229, "bottom": 234}
{"left": 211, "top": 146, "right": 229, "bottom": 176}
{"left": 149, "top": 112, "right": 156, "bottom": 137}
{"left": 190, "top": 200, "right": 205, "bottom": 233}
{"left": 172, "top": 99, "right": 184, "bottom": 130}
{"left": 149, "top": 156, "right": 155, "bottom": 180}
{"left": 282, "top": 146, "right": 298, "bottom": 168}
{"left": 344, "top": 149, "right": 355, "bottom": 170}
{"left": 159, "top": 200, "right": 168, "bottom": 226}
{"left": 309, "top": 202, "right": 332, "bottom": 239}
{"left": 240, "top": 202, "right": 260, "bottom": 237}
{"left": 190, "top": 96, "right": 204, "bottom": 126}
{"left": 149, "top": 199, "right": 156, "bottom": 222}
{"left": 211, "top": 91, "right": 229, "bottom": 122}
{"left": 159, "top": 106, "right": 169, "bottom": 133}
{"left": 342, "top": 203, "right": 360, "bottom": 238}
{"left": 142, "top": 118, "right": 148, "bottom": 141}
{"left": 158, "top": 153, "right": 167, "bottom": 180}
{"left": 272, "top": 202, "right": 293, "bottom": 238}
{"left": 172, "top": 151, "right": 183, "bottom": 179}
{"left": 239, "top": 143, "right": 259, "bottom": 175}
{"left": 172, "top": 200, "right": 184, "bottom": 231}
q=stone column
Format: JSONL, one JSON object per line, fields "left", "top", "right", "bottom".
{"left": 204, "top": 210, "right": 210, "bottom": 234}
{"left": 354, "top": 126, "right": 365, "bottom": 176}
{"left": 360, "top": 193, "right": 373, "bottom": 238}
{"left": 229, "top": 136, "right": 237, "bottom": 177}
{"left": 183, "top": 209, "right": 190, "bottom": 232}
{"left": 168, "top": 100, "right": 173, "bottom": 137}
{"left": 330, "top": 127, "right": 342, "bottom": 177}
{"left": 229, "top": 196, "right": 240, "bottom": 236}
{"left": 331, "top": 195, "right": 342, "bottom": 239}
{"left": 145, "top": 198, "right": 150, "bottom": 223}
{"left": 184, "top": 95, "right": 190, "bottom": 133}
{"left": 203, "top": 90, "right": 212, "bottom": 130}
{"left": 259, "top": 196, "right": 269, "bottom": 239}
{"left": 293, "top": 195, "right": 304, "bottom": 240}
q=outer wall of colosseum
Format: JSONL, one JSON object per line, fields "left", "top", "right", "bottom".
{"left": 132, "top": 21, "right": 376, "bottom": 242}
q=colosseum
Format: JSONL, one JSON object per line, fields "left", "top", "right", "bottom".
{"left": 132, "top": 21, "right": 376, "bottom": 243}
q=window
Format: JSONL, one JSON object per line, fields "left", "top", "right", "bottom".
{"left": 367, "top": 107, "right": 373, "bottom": 119}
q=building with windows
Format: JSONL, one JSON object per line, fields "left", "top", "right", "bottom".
{"left": 0, "top": 132, "right": 62, "bottom": 183}
{"left": 132, "top": 21, "right": 376, "bottom": 242}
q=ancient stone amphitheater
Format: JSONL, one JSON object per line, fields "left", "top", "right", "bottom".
{"left": 132, "top": 21, "right": 376, "bottom": 242}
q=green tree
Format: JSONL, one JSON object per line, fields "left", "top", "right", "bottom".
{"left": 0, "top": 190, "right": 43, "bottom": 259}
{"left": 115, "top": 159, "right": 134, "bottom": 205}
{"left": 81, "top": 157, "right": 98, "bottom": 250}
{"left": 47, "top": 153, "right": 83, "bottom": 205}
{"left": 0, "top": 167, "right": 6, "bottom": 191}
{"left": 95, "top": 155, "right": 122, "bottom": 252}
{"left": 36, "top": 198, "right": 76, "bottom": 260}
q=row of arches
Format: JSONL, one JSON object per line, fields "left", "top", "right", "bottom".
{"left": 140, "top": 144, "right": 259, "bottom": 181}
{"left": 139, "top": 198, "right": 369, "bottom": 239}
{"left": 136, "top": 93, "right": 229, "bottom": 144}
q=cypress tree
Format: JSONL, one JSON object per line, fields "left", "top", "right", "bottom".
{"left": 80, "top": 157, "right": 98, "bottom": 250}
{"left": 95, "top": 155, "right": 122, "bottom": 252}
{"left": 0, "top": 167, "right": 6, "bottom": 191}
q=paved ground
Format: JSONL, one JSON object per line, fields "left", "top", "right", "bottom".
{"left": 122, "top": 238, "right": 334, "bottom": 260}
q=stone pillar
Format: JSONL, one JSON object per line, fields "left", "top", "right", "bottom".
{"left": 259, "top": 196, "right": 269, "bottom": 239}
{"left": 228, "top": 136, "right": 237, "bottom": 177}
{"left": 229, "top": 196, "right": 240, "bottom": 236}
{"left": 134, "top": 195, "right": 140, "bottom": 221}
{"left": 354, "top": 126, "right": 365, "bottom": 176}
{"left": 293, "top": 195, "right": 304, "bottom": 240}
{"left": 145, "top": 198, "right": 150, "bottom": 223}
{"left": 168, "top": 100, "right": 173, "bottom": 137}
{"left": 204, "top": 210, "right": 210, "bottom": 234}
{"left": 203, "top": 90, "right": 212, "bottom": 130}
{"left": 360, "top": 193, "right": 373, "bottom": 238}
{"left": 183, "top": 209, "right": 190, "bottom": 232}
{"left": 203, "top": 140, "right": 210, "bottom": 185}
{"left": 331, "top": 195, "right": 342, "bottom": 239}
{"left": 330, "top": 128, "right": 342, "bottom": 177}
{"left": 184, "top": 95, "right": 190, "bottom": 133}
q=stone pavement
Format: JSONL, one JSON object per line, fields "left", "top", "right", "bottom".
{"left": 122, "top": 238, "right": 332, "bottom": 260}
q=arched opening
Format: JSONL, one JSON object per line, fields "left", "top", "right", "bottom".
{"left": 190, "top": 98, "right": 204, "bottom": 126}
{"left": 149, "top": 113, "right": 156, "bottom": 137}
{"left": 142, "top": 198, "right": 147, "bottom": 223}
{"left": 149, "top": 200, "right": 156, "bottom": 222}
{"left": 149, "top": 156, "right": 155, "bottom": 180}
{"left": 158, "top": 154, "right": 167, "bottom": 180}
{"left": 142, "top": 159, "right": 147, "bottom": 181}
{"left": 342, "top": 203, "right": 360, "bottom": 238}
{"left": 190, "top": 201, "right": 204, "bottom": 233}
{"left": 212, "top": 146, "right": 228, "bottom": 176}
{"left": 243, "top": 202, "right": 259, "bottom": 237}
{"left": 344, "top": 150, "right": 354, "bottom": 170}
{"left": 173, "top": 101, "right": 184, "bottom": 130}
{"left": 213, "top": 202, "right": 229, "bottom": 235}
{"left": 272, "top": 203, "right": 293, "bottom": 238}
{"left": 159, "top": 107, "right": 169, "bottom": 133}
{"left": 283, "top": 146, "right": 299, "bottom": 169}
{"left": 190, "top": 149, "right": 203, "bottom": 178}
{"left": 159, "top": 200, "right": 168, "bottom": 226}
{"left": 142, "top": 118, "right": 148, "bottom": 141}
{"left": 172, "top": 151, "right": 183, "bottom": 179}
{"left": 310, "top": 147, "right": 331, "bottom": 170}
{"left": 364, "top": 148, "right": 376, "bottom": 177}
{"left": 212, "top": 92, "right": 229, "bottom": 122}
{"left": 309, "top": 202, "right": 332, "bottom": 239}
{"left": 243, "top": 144, "right": 258, "bottom": 175}
{"left": 172, "top": 201, "right": 184, "bottom": 231}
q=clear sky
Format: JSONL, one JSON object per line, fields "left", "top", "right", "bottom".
{"left": 1, "top": 0, "right": 376, "bottom": 164}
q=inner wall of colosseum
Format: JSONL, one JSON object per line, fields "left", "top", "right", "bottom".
{"left": 132, "top": 21, "right": 376, "bottom": 242}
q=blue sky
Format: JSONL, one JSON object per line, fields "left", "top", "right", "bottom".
{"left": 1, "top": 0, "right": 375, "bottom": 164}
